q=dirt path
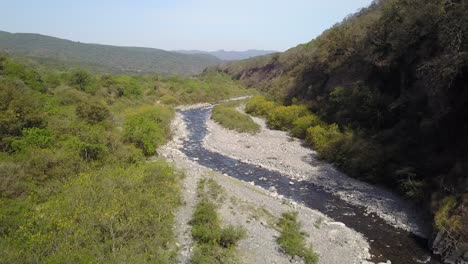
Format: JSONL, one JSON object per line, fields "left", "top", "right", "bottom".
{"left": 159, "top": 111, "right": 371, "bottom": 264}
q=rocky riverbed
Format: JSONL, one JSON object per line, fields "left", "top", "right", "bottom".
{"left": 203, "top": 105, "right": 431, "bottom": 238}
{"left": 159, "top": 111, "right": 372, "bottom": 264}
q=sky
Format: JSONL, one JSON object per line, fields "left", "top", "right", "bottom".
{"left": 0, "top": 0, "right": 374, "bottom": 52}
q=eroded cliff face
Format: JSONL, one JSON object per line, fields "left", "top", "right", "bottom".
{"left": 213, "top": 0, "right": 468, "bottom": 261}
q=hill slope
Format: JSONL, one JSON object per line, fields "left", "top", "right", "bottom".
{"left": 0, "top": 30, "right": 221, "bottom": 74}
{"left": 175, "top": 49, "right": 277, "bottom": 61}
{"left": 214, "top": 0, "right": 468, "bottom": 261}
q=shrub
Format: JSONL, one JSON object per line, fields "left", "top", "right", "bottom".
{"left": 305, "top": 124, "right": 344, "bottom": 156}
{"left": 69, "top": 69, "right": 95, "bottom": 93}
{"left": 290, "top": 114, "right": 323, "bottom": 138}
{"left": 267, "top": 105, "right": 309, "bottom": 130}
{"left": 191, "top": 200, "right": 221, "bottom": 243}
{"left": 277, "top": 212, "right": 318, "bottom": 264}
{"left": 219, "top": 225, "right": 246, "bottom": 248}
{"left": 113, "top": 75, "right": 143, "bottom": 98}
{"left": 245, "top": 96, "right": 276, "bottom": 116}
{"left": 1, "top": 162, "right": 181, "bottom": 263}
{"left": 12, "top": 128, "right": 54, "bottom": 152}
{"left": 211, "top": 105, "right": 260, "bottom": 134}
{"left": 79, "top": 143, "right": 108, "bottom": 162}
{"left": 435, "top": 196, "right": 461, "bottom": 232}
{"left": 123, "top": 105, "right": 174, "bottom": 156}
{"left": 191, "top": 178, "right": 245, "bottom": 263}
{"left": 75, "top": 101, "right": 110, "bottom": 124}
{"left": 160, "top": 94, "right": 178, "bottom": 105}
{"left": 0, "top": 79, "right": 46, "bottom": 140}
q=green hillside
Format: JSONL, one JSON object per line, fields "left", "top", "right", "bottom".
{"left": 0, "top": 30, "right": 221, "bottom": 75}
{"left": 214, "top": 0, "right": 468, "bottom": 260}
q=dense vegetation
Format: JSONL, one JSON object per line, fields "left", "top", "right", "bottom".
{"left": 277, "top": 212, "right": 319, "bottom": 264}
{"left": 176, "top": 49, "right": 277, "bottom": 61}
{"left": 0, "top": 30, "right": 221, "bottom": 75}
{"left": 211, "top": 104, "right": 260, "bottom": 134}
{"left": 218, "top": 0, "right": 468, "bottom": 260}
{"left": 191, "top": 178, "right": 246, "bottom": 264}
{"left": 0, "top": 55, "right": 250, "bottom": 263}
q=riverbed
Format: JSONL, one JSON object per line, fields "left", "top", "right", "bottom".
{"left": 173, "top": 105, "right": 438, "bottom": 264}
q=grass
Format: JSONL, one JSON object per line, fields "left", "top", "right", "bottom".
{"left": 211, "top": 105, "right": 260, "bottom": 134}
{"left": 277, "top": 212, "right": 319, "bottom": 264}
{"left": 191, "top": 178, "right": 246, "bottom": 264}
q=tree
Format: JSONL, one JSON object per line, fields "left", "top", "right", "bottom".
{"left": 70, "top": 69, "right": 94, "bottom": 92}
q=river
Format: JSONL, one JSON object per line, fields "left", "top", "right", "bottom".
{"left": 178, "top": 106, "right": 439, "bottom": 264}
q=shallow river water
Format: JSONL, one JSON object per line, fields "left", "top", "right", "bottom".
{"left": 179, "top": 107, "right": 439, "bottom": 264}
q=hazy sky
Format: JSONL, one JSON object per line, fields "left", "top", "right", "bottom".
{"left": 0, "top": 0, "right": 373, "bottom": 51}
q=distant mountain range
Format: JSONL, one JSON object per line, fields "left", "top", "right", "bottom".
{"left": 174, "top": 49, "right": 278, "bottom": 61}
{"left": 0, "top": 30, "right": 221, "bottom": 75}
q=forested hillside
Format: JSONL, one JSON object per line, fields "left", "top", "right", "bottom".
{"left": 175, "top": 49, "right": 278, "bottom": 61}
{"left": 0, "top": 55, "right": 250, "bottom": 262}
{"left": 214, "top": 0, "right": 468, "bottom": 261}
{"left": 0, "top": 31, "right": 221, "bottom": 75}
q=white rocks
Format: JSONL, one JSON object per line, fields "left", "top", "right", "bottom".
{"left": 327, "top": 222, "right": 347, "bottom": 227}
{"left": 203, "top": 105, "right": 430, "bottom": 238}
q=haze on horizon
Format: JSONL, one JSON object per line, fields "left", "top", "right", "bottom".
{"left": 0, "top": 0, "right": 373, "bottom": 52}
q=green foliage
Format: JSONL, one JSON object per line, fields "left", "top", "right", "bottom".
{"left": 11, "top": 128, "right": 54, "bottom": 152}
{"left": 192, "top": 244, "right": 238, "bottom": 264}
{"left": 123, "top": 105, "right": 173, "bottom": 156}
{"left": 211, "top": 105, "right": 260, "bottom": 134}
{"left": 326, "top": 85, "right": 384, "bottom": 129}
{"left": 434, "top": 196, "right": 462, "bottom": 232}
{"left": 305, "top": 124, "right": 344, "bottom": 155}
{"left": 0, "top": 30, "right": 221, "bottom": 75}
{"left": 69, "top": 69, "right": 95, "bottom": 93}
{"left": 245, "top": 96, "right": 276, "bottom": 116}
{"left": 291, "top": 114, "right": 323, "bottom": 138}
{"left": 2, "top": 60, "right": 45, "bottom": 92}
{"left": 75, "top": 100, "right": 110, "bottom": 124}
{"left": 154, "top": 72, "right": 252, "bottom": 105}
{"left": 112, "top": 75, "right": 143, "bottom": 98}
{"left": 277, "top": 212, "right": 319, "bottom": 264}
{"left": 1, "top": 162, "right": 181, "bottom": 263}
{"left": 267, "top": 105, "right": 309, "bottom": 130}
{"left": 0, "top": 79, "right": 46, "bottom": 149}
{"left": 191, "top": 178, "right": 245, "bottom": 264}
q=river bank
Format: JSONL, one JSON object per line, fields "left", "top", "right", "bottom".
{"left": 203, "top": 105, "right": 431, "bottom": 238}
{"left": 159, "top": 111, "right": 372, "bottom": 264}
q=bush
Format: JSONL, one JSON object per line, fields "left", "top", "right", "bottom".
{"left": 75, "top": 100, "right": 110, "bottom": 124}
{"left": 219, "top": 225, "right": 246, "bottom": 248}
{"left": 277, "top": 212, "right": 318, "bottom": 264}
{"left": 245, "top": 96, "right": 276, "bottom": 116}
{"left": 12, "top": 128, "right": 54, "bottom": 152}
{"left": 1, "top": 162, "right": 181, "bottom": 263}
{"left": 79, "top": 143, "right": 108, "bottom": 162}
{"left": 211, "top": 105, "right": 260, "bottom": 134}
{"left": 191, "top": 200, "right": 221, "bottom": 243}
{"left": 123, "top": 105, "right": 174, "bottom": 156}
{"left": 267, "top": 105, "right": 309, "bottom": 130}
{"left": 69, "top": 69, "right": 95, "bottom": 93}
{"left": 435, "top": 196, "right": 461, "bottom": 232}
{"left": 305, "top": 124, "right": 344, "bottom": 156}
{"left": 0, "top": 79, "right": 46, "bottom": 141}
{"left": 290, "top": 114, "right": 323, "bottom": 138}
{"left": 191, "top": 178, "right": 245, "bottom": 263}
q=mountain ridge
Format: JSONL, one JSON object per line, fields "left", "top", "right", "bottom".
{"left": 174, "top": 49, "right": 278, "bottom": 61}
{"left": 0, "top": 30, "right": 221, "bottom": 75}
